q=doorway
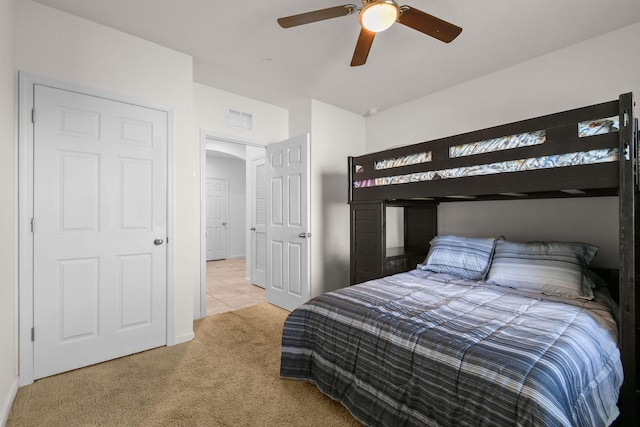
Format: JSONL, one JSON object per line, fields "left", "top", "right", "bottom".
{"left": 199, "top": 131, "right": 266, "bottom": 318}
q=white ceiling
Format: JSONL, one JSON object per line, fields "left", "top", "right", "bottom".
{"left": 33, "top": 0, "right": 640, "bottom": 116}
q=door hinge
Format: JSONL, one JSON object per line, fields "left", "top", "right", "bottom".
{"left": 31, "top": 108, "right": 35, "bottom": 124}
{"left": 31, "top": 327, "right": 35, "bottom": 342}
{"left": 30, "top": 217, "right": 34, "bottom": 233}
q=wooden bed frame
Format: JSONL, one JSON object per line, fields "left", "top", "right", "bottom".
{"left": 347, "top": 93, "right": 637, "bottom": 426}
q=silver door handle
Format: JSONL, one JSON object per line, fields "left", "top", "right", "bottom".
{"left": 298, "top": 233, "right": 311, "bottom": 238}
{"left": 154, "top": 238, "right": 164, "bottom": 245}
{"left": 250, "top": 227, "right": 256, "bottom": 231}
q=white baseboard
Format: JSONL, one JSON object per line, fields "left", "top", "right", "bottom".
{"left": 0, "top": 377, "right": 19, "bottom": 427}
{"left": 172, "top": 331, "right": 195, "bottom": 346}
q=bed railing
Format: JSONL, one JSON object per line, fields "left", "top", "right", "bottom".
{"left": 349, "top": 99, "right": 622, "bottom": 202}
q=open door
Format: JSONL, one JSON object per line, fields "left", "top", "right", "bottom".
{"left": 250, "top": 155, "right": 267, "bottom": 288}
{"left": 265, "top": 134, "right": 311, "bottom": 311}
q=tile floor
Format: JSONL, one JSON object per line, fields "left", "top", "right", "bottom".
{"left": 205, "top": 258, "right": 267, "bottom": 316}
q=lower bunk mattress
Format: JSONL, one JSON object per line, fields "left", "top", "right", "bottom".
{"left": 280, "top": 270, "right": 623, "bottom": 426}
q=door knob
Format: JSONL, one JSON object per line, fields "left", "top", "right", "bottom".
{"left": 154, "top": 238, "right": 164, "bottom": 245}
{"left": 250, "top": 227, "right": 256, "bottom": 231}
{"left": 222, "top": 222, "right": 227, "bottom": 226}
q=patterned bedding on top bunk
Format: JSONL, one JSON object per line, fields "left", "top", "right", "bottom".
{"left": 353, "top": 116, "right": 620, "bottom": 189}
{"left": 280, "top": 237, "right": 623, "bottom": 427}
{"left": 353, "top": 148, "right": 618, "bottom": 188}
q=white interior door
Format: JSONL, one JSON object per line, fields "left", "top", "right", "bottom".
{"left": 265, "top": 134, "right": 310, "bottom": 311}
{"left": 32, "top": 84, "right": 167, "bottom": 379}
{"left": 250, "top": 155, "right": 266, "bottom": 288}
{"left": 207, "top": 178, "right": 228, "bottom": 261}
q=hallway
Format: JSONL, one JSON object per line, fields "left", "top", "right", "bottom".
{"left": 205, "top": 258, "right": 267, "bottom": 316}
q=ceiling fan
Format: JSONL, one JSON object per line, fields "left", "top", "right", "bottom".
{"left": 277, "top": 0, "right": 462, "bottom": 66}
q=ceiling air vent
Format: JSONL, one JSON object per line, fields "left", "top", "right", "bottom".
{"left": 227, "top": 109, "right": 253, "bottom": 130}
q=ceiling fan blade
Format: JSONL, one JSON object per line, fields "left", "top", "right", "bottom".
{"left": 277, "top": 5, "right": 356, "bottom": 28}
{"left": 351, "top": 28, "right": 376, "bottom": 67}
{"left": 398, "top": 6, "right": 462, "bottom": 43}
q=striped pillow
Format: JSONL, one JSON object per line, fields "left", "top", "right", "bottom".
{"left": 417, "top": 235, "right": 496, "bottom": 280}
{"left": 486, "top": 240, "right": 598, "bottom": 299}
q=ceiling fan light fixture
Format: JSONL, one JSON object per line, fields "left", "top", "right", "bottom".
{"left": 359, "top": 1, "right": 399, "bottom": 32}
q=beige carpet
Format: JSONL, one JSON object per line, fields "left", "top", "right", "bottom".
{"left": 8, "top": 303, "right": 361, "bottom": 426}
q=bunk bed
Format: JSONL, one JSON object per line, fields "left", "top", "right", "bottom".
{"left": 280, "top": 94, "right": 637, "bottom": 426}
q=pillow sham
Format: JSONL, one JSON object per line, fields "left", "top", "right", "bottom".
{"left": 485, "top": 240, "right": 598, "bottom": 300}
{"left": 417, "top": 235, "right": 496, "bottom": 280}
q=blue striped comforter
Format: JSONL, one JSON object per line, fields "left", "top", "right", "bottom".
{"left": 280, "top": 270, "right": 622, "bottom": 426}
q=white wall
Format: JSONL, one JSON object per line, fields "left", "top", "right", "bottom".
{"left": 287, "top": 99, "right": 368, "bottom": 296}
{"left": 194, "top": 82, "right": 289, "bottom": 143}
{"left": 193, "top": 82, "right": 288, "bottom": 315}
{"left": 205, "top": 155, "right": 247, "bottom": 259}
{"left": 366, "top": 23, "right": 640, "bottom": 268}
{"left": 310, "top": 100, "right": 366, "bottom": 296}
{"left": 438, "top": 198, "right": 618, "bottom": 268}
{"left": 288, "top": 98, "right": 313, "bottom": 137}
{"left": 15, "top": 0, "right": 197, "bottom": 348}
{"left": 367, "top": 23, "right": 640, "bottom": 152}
{"left": 0, "top": 0, "right": 17, "bottom": 423}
